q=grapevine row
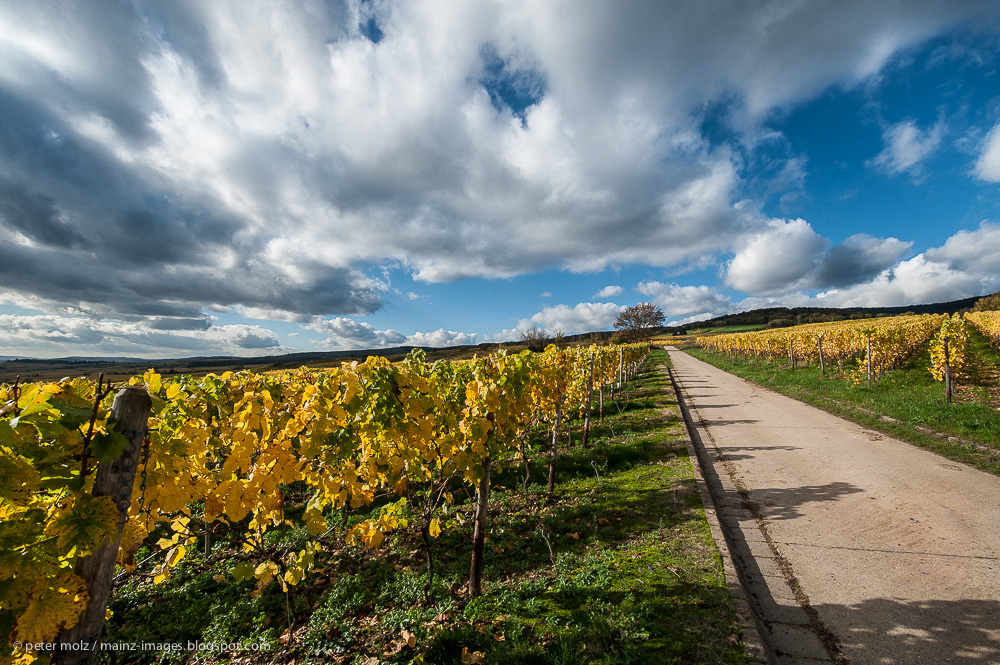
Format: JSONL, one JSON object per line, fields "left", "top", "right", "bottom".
{"left": 1, "top": 342, "right": 648, "bottom": 660}
{"left": 697, "top": 314, "right": 946, "bottom": 382}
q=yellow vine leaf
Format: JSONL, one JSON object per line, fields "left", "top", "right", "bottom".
{"left": 428, "top": 518, "right": 441, "bottom": 538}
{"left": 10, "top": 571, "right": 89, "bottom": 645}
{"left": 165, "top": 382, "right": 183, "bottom": 400}
{"left": 254, "top": 561, "right": 279, "bottom": 586}
{"left": 116, "top": 518, "right": 148, "bottom": 572}
{"left": 283, "top": 566, "right": 303, "bottom": 587}
{"left": 143, "top": 369, "right": 162, "bottom": 396}
{"left": 165, "top": 545, "right": 187, "bottom": 568}
{"left": 0, "top": 447, "right": 40, "bottom": 505}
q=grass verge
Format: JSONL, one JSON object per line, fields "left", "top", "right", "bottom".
{"left": 105, "top": 349, "right": 751, "bottom": 665}
{"left": 683, "top": 332, "right": 1000, "bottom": 476}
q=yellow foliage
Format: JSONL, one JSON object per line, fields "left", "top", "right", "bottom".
{"left": 10, "top": 571, "right": 89, "bottom": 646}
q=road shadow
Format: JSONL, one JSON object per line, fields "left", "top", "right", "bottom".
{"left": 687, "top": 403, "right": 739, "bottom": 409}
{"left": 749, "top": 481, "right": 864, "bottom": 521}
{"left": 697, "top": 418, "right": 760, "bottom": 427}
{"left": 816, "top": 597, "right": 1000, "bottom": 663}
{"left": 716, "top": 444, "right": 801, "bottom": 460}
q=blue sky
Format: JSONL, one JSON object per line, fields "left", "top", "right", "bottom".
{"left": 2, "top": 1, "right": 1000, "bottom": 358}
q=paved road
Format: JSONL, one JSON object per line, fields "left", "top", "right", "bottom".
{"left": 667, "top": 347, "right": 1000, "bottom": 665}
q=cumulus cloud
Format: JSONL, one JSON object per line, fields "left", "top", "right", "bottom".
{"left": 726, "top": 218, "right": 829, "bottom": 294}
{"left": 735, "top": 221, "right": 1000, "bottom": 309}
{"left": 974, "top": 123, "right": 1000, "bottom": 181}
{"left": 812, "top": 234, "right": 913, "bottom": 287}
{"left": 407, "top": 329, "right": 479, "bottom": 347}
{"left": 490, "top": 302, "right": 625, "bottom": 341}
{"left": 868, "top": 119, "right": 945, "bottom": 175}
{"left": 636, "top": 282, "right": 735, "bottom": 323}
{"left": 593, "top": 285, "right": 622, "bottom": 298}
{"left": 307, "top": 318, "right": 479, "bottom": 350}
{"left": 307, "top": 318, "right": 408, "bottom": 350}
{"left": 0, "top": 314, "right": 284, "bottom": 358}
{"left": 725, "top": 219, "right": 912, "bottom": 295}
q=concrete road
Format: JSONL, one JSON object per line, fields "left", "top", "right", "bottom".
{"left": 667, "top": 347, "right": 1000, "bottom": 664}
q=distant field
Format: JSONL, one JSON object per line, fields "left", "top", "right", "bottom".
{"left": 0, "top": 343, "right": 522, "bottom": 383}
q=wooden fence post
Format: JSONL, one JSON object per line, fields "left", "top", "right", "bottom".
{"left": 55, "top": 386, "right": 151, "bottom": 664}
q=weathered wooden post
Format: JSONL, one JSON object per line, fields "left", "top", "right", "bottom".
{"left": 547, "top": 398, "right": 562, "bottom": 500}
{"left": 943, "top": 336, "right": 953, "bottom": 404}
{"left": 866, "top": 336, "right": 873, "bottom": 383}
{"left": 468, "top": 457, "right": 491, "bottom": 598}
{"left": 55, "top": 386, "right": 151, "bottom": 664}
{"left": 582, "top": 351, "right": 594, "bottom": 448}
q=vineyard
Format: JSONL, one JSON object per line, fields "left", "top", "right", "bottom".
{"left": 689, "top": 311, "right": 1000, "bottom": 471}
{"left": 1, "top": 344, "right": 750, "bottom": 664}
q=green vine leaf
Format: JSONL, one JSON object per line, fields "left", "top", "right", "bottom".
{"left": 90, "top": 430, "right": 129, "bottom": 464}
{"left": 43, "top": 495, "right": 119, "bottom": 558}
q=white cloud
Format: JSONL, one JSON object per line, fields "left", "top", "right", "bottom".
{"left": 407, "top": 329, "right": 479, "bottom": 347}
{"left": 636, "top": 282, "right": 735, "bottom": 322}
{"left": 736, "top": 221, "right": 1000, "bottom": 308}
{"left": 868, "top": 119, "right": 944, "bottom": 175}
{"left": 593, "top": 285, "right": 622, "bottom": 298}
{"left": 724, "top": 218, "right": 911, "bottom": 296}
{"left": 307, "top": 317, "right": 408, "bottom": 350}
{"left": 491, "top": 302, "right": 625, "bottom": 341}
{"left": 974, "top": 123, "right": 1000, "bottom": 182}
{"left": 0, "top": 314, "right": 285, "bottom": 358}
{"left": 726, "top": 218, "right": 829, "bottom": 294}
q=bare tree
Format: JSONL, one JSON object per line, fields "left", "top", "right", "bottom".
{"left": 518, "top": 326, "right": 549, "bottom": 352}
{"left": 614, "top": 302, "right": 665, "bottom": 341}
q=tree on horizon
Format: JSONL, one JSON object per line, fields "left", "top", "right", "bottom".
{"left": 614, "top": 302, "right": 665, "bottom": 341}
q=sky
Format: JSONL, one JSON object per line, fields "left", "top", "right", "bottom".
{"left": 2, "top": 1, "right": 1000, "bottom": 359}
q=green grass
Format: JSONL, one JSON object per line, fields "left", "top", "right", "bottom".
{"left": 106, "top": 349, "right": 751, "bottom": 665}
{"left": 685, "top": 329, "right": 1000, "bottom": 476}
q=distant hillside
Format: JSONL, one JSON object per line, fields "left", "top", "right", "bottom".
{"left": 667, "top": 295, "right": 984, "bottom": 333}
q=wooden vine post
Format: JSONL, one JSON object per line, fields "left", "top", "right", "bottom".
{"left": 817, "top": 334, "right": 826, "bottom": 375}
{"left": 943, "top": 335, "right": 953, "bottom": 404}
{"left": 55, "top": 386, "right": 152, "bottom": 664}
{"left": 547, "top": 397, "right": 562, "bottom": 500}
{"left": 866, "top": 336, "right": 873, "bottom": 383}
{"left": 468, "top": 458, "right": 491, "bottom": 597}
{"left": 582, "top": 351, "right": 594, "bottom": 448}
{"left": 469, "top": 413, "right": 496, "bottom": 598}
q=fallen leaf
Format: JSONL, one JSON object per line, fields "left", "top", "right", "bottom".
{"left": 461, "top": 647, "right": 485, "bottom": 664}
